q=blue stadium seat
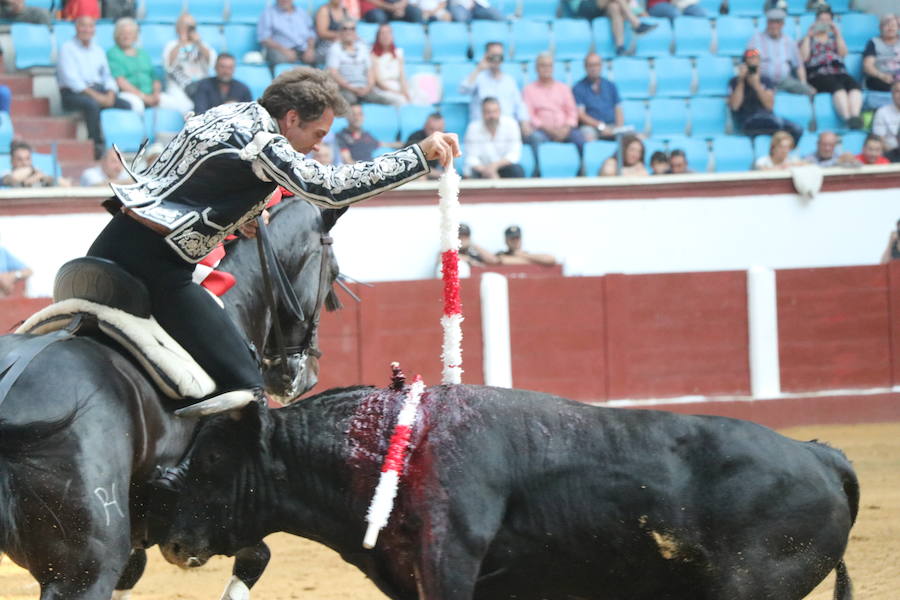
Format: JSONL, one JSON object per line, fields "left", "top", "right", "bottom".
{"left": 53, "top": 21, "right": 75, "bottom": 46}
{"left": 504, "top": 61, "right": 528, "bottom": 88}
{"left": 664, "top": 135, "right": 710, "bottom": 172}
{"left": 141, "top": 0, "right": 185, "bottom": 23}
{"left": 582, "top": 139, "right": 617, "bottom": 176}
{"left": 552, "top": 19, "right": 592, "bottom": 61}
{"left": 198, "top": 24, "right": 227, "bottom": 54}
{"left": 225, "top": 23, "right": 260, "bottom": 58}
{"left": 361, "top": 104, "right": 400, "bottom": 142}
{"left": 786, "top": 0, "right": 807, "bottom": 15}
{"left": 633, "top": 18, "right": 672, "bottom": 58}
{"left": 399, "top": 104, "right": 435, "bottom": 141}
{"left": 273, "top": 63, "right": 302, "bottom": 77}
{"left": 471, "top": 20, "right": 510, "bottom": 56}
{"left": 438, "top": 61, "right": 476, "bottom": 103}
{"left": 512, "top": 19, "right": 550, "bottom": 62}
{"left": 518, "top": 143, "right": 535, "bottom": 177}
{"left": 695, "top": 54, "right": 735, "bottom": 96}
{"left": 32, "top": 152, "right": 57, "bottom": 178}
{"left": 813, "top": 93, "right": 844, "bottom": 132}
{"left": 234, "top": 65, "right": 273, "bottom": 99}
{"left": 392, "top": 22, "right": 427, "bottom": 62}
{"left": 674, "top": 16, "right": 713, "bottom": 57}
{"left": 189, "top": 0, "right": 226, "bottom": 23}
{"left": 537, "top": 142, "right": 581, "bottom": 177}
{"left": 653, "top": 57, "right": 693, "bottom": 97}
{"left": 829, "top": 0, "right": 851, "bottom": 13}
{"left": 101, "top": 109, "right": 146, "bottom": 152}
{"left": 357, "top": 22, "right": 379, "bottom": 46}
{"left": 438, "top": 101, "right": 469, "bottom": 137}
{"left": 727, "top": 0, "right": 763, "bottom": 17}
{"left": 839, "top": 130, "right": 866, "bottom": 154}
{"left": 611, "top": 57, "right": 651, "bottom": 99}
{"left": 697, "top": 0, "right": 721, "bottom": 13}
{"left": 710, "top": 134, "right": 753, "bottom": 172}
{"left": 372, "top": 146, "right": 396, "bottom": 158}
{"left": 429, "top": 22, "right": 470, "bottom": 62}
{"left": 331, "top": 116, "right": 349, "bottom": 134}
{"left": 0, "top": 113, "right": 13, "bottom": 149}
{"left": 643, "top": 136, "right": 668, "bottom": 167}
{"left": 144, "top": 108, "right": 185, "bottom": 142}
{"left": 688, "top": 96, "right": 729, "bottom": 136}
{"left": 567, "top": 59, "right": 586, "bottom": 86}
{"left": 649, "top": 98, "right": 688, "bottom": 136}
{"left": 94, "top": 21, "right": 116, "bottom": 50}
{"left": 620, "top": 99, "right": 648, "bottom": 134}
{"left": 12, "top": 24, "right": 53, "bottom": 70}
{"left": 229, "top": 0, "right": 269, "bottom": 24}
{"left": 843, "top": 52, "right": 862, "bottom": 81}
{"left": 715, "top": 17, "right": 757, "bottom": 57}
{"left": 752, "top": 134, "right": 772, "bottom": 159}
{"left": 839, "top": 13, "right": 879, "bottom": 53}
{"left": 519, "top": 0, "right": 558, "bottom": 20}
{"left": 774, "top": 92, "right": 813, "bottom": 132}
{"left": 794, "top": 132, "right": 817, "bottom": 158}
{"left": 795, "top": 13, "right": 816, "bottom": 39}
{"left": 139, "top": 24, "right": 174, "bottom": 66}
{"left": 591, "top": 18, "right": 617, "bottom": 58}
{"left": 24, "top": 0, "right": 52, "bottom": 8}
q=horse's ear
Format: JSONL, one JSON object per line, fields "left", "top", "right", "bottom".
{"left": 321, "top": 206, "right": 348, "bottom": 232}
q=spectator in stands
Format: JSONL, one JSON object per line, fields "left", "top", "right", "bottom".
{"left": 599, "top": 134, "right": 648, "bottom": 176}
{"left": 311, "top": 143, "right": 335, "bottom": 165}
{"left": 856, "top": 133, "right": 890, "bottom": 165}
{"left": 728, "top": 49, "right": 803, "bottom": 144}
{"left": 0, "top": 0, "right": 50, "bottom": 24}
{"left": 371, "top": 24, "right": 410, "bottom": 106}
{"left": 799, "top": 5, "right": 863, "bottom": 129}
{"left": 80, "top": 146, "right": 131, "bottom": 186}
{"left": 57, "top": 16, "right": 131, "bottom": 160}
{"left": 0, "top": 238, "right": 32, "bottom": 298}
{"left": 747, "top": 8, "right": 815, "bottom": 96}
{"left": 103, "top": 0, "right": 137, "bottom": 20}
{"left": 881, "top": 218, "right": 900, "bottom": 263}
{"left": 461, "top": 42, "right": 530, "bottom": 137}
{"left": 412, "top": 0, "right": 451, "bottom": 22}
{"left": 315, "top": 0, "right": 353, "bottom": 65}
{"left": 360, "top": 0, "right": 422, "bottom": 24}
{"left": 872, "top": 81, "right": 900, "bottom": 159}
{"left": 336, "top": 103, "right": 381, "bottom": 163}
{"left": 669, "top": 148, "right": 693, "bottom": 174}
{"left": 645, "top": 0, "right": 707, "bottom": 20}
{"left": 327, "top": 19, "right": 396, "bottom": 104}
{"left": 405, "top": 111, "right": 446, "bottom": 178}
{"left": 448, "top": 0, "right": 503, "bottom": 22}
{"left": 258, "top": 0, "right": 316, "bottom": 70}
{"left": 649, "top": 150, "right": 670, "bottom": 174}
{"left": 753, "top": 130, "right": 807, "bottom": 170}
{"left": 559, "top": 0, "right": 657, "bottom": 57}
{"left": 463, "top": 96, "right": 525, "bottom": 179}
{"left": 163, "top": 13, "right": 217, "bottom": 115}
{"left": 457, "top": 223, "right": 499, "bottom": 266}
{"left": 108, "top": 18, "right": 175, "bottom": 115}
{"left": 573, "top": 53, "right": 623, "bottom": 142}
{"left": 1, "top": 140, "right": 70, "bottom": 187}
{"left": 804, "top": 131, "right": 844, "bottom": 166}
{"left": 862, "top": 14, "right": 900, "bottom": 110}
{"left": 191, "top": 53, "right": 253, "bottom": 114}
{"left": 497, "top": 225, "right": 556, "bottom": 266}
{"left": 523, "top": 52, "right": 585, "bottom": 151}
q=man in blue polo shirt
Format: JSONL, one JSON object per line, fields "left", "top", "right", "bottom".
{"left": 0, "top": 241, "right": 32, "bottom": 297}
{"left": 573, "top": 52, "right": 623, "bottom": 141}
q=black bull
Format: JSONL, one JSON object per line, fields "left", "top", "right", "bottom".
{"left": 0, "top": 199, "right": 343, "bottom": 599}
{"left": 160, "top": 384, "right": 858, "bottom": 600}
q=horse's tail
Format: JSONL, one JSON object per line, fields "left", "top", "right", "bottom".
{"left": 0, "top": 411, "right": 79, "bottom": 553}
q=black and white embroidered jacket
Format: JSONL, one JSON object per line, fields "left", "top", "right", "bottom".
{"left": 110, "top": 101, "right": 429, "bottom": 263}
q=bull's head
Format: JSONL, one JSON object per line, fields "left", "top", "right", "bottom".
{"left": 159, "top": 403, "right": 279, "bottom": 568}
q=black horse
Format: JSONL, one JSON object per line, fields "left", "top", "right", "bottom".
{"left": 0, "top": 197, "right": 343, "bottom": 599}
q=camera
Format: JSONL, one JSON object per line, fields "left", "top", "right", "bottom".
{"left": 187, "top": 24, "right": 196, "bottom": 33}
{"left": 813, "top": 22, "right": 829, "bottom": 34}
{"left": 747, "top": 64, "right": 758, "bottom": 75}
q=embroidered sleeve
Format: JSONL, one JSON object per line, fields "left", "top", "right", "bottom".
{"left": 250, "top": 135, "right": 431, "bottom": 208}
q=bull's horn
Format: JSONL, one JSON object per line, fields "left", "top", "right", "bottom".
{"left": 175, "top": 390, "right": 256, "bottom": 418}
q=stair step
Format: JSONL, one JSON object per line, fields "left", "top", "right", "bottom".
{"left": 11, "top": 95, "right": 49, "bottom": 117}
{"left": 0, "top": 74, "right": 33, "bottom": 95}
{"left": 12, "top": 116, "right": 77, "bottom": 141}
{"left": 33, "top": 139, "right": 94, "bottom": 161}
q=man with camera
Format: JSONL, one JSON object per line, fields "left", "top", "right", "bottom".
{"left": 461, "top": 42, "right": 531, "bottom": 138}
{"left": 728, "top": 48, "right": 802, "bottom": 143}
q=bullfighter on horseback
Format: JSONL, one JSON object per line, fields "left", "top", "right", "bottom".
{"left": 87, "top": 67, "right": 459, "bottom": 419}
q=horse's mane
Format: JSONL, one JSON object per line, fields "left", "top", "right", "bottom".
{"left": 0, "top": 411, "right": 79, "bottom": 457}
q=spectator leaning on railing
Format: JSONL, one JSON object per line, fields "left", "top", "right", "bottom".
{"left": 1, "top": 140, "right": 71, "bottom": 188}
{"left": 753, "top": 130, "right": 807, "bottom": 170}
{"left": 803, "top": 131, "right": 859, "bottom": 167}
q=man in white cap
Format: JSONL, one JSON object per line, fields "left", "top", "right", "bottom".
{"left": 747, "top": 8, "right": 816, "bottom": 95}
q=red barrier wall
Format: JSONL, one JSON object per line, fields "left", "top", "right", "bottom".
{"left": 0, "top": 297, "right": 52, "bottom": 333}
{"left": 889, "top": 261, "right": 900, "bottom": 388}
{"left": 777, "top": 266, "right": 893, "bottom": 392}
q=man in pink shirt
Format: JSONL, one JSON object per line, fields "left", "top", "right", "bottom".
{"left": 522, "top": 52, "right": 585, "bottom": 152}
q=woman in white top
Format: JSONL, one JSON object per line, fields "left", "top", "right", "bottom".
{"left": 370, "top": 23, "right": 410, "bottom": 106}
{"left": 162, "top": 13, "right": 217, "bottom": 114}
{"left": 754, "top": 130, "right": 807, "bottom": 170}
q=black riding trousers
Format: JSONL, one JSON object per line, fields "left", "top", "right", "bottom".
{"left": 87, "top": 213, "right": 263, "bottom": 394}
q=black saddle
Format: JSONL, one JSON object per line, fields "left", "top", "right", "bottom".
{"left": 54, "top": 257, "right": 152, "bottom": 318}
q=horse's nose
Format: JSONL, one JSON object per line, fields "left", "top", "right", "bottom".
{"left": 187, "top": 556, "right": 202, "bottom": 567}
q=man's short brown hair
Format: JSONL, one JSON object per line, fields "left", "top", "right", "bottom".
{"left": 259, "top": 66, "right": 349, "bottom": 122}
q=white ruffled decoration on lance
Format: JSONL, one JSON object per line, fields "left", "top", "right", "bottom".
{"left": 438, "top": 168, "right": 464, "bottom": 385}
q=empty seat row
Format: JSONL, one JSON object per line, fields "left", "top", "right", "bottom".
{"left": 100, "top": 107, "right": 185, "bottom": 152}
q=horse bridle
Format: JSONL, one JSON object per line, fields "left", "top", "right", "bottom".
{"left": 254, "top": 213, "right": 333, "bottom": 392}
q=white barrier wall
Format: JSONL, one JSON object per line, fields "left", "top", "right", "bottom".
{"left": 1, "top": 183, "right": 897, "bottom": 298}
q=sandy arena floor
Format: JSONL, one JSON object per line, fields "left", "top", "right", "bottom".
{"left": 1, "top": 421, "right": 898, "bottom": 599}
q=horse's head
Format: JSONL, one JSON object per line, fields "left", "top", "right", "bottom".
{"left": 256, "top": 203, "right": 346, "bottom": 405}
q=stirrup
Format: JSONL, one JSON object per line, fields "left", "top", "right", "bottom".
{"left": 174, "top": 389, "right": 258, "bottom": 418}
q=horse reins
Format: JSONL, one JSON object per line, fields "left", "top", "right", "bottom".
{"left": 255, "top": 213, "right": 333, "bottom": 391}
